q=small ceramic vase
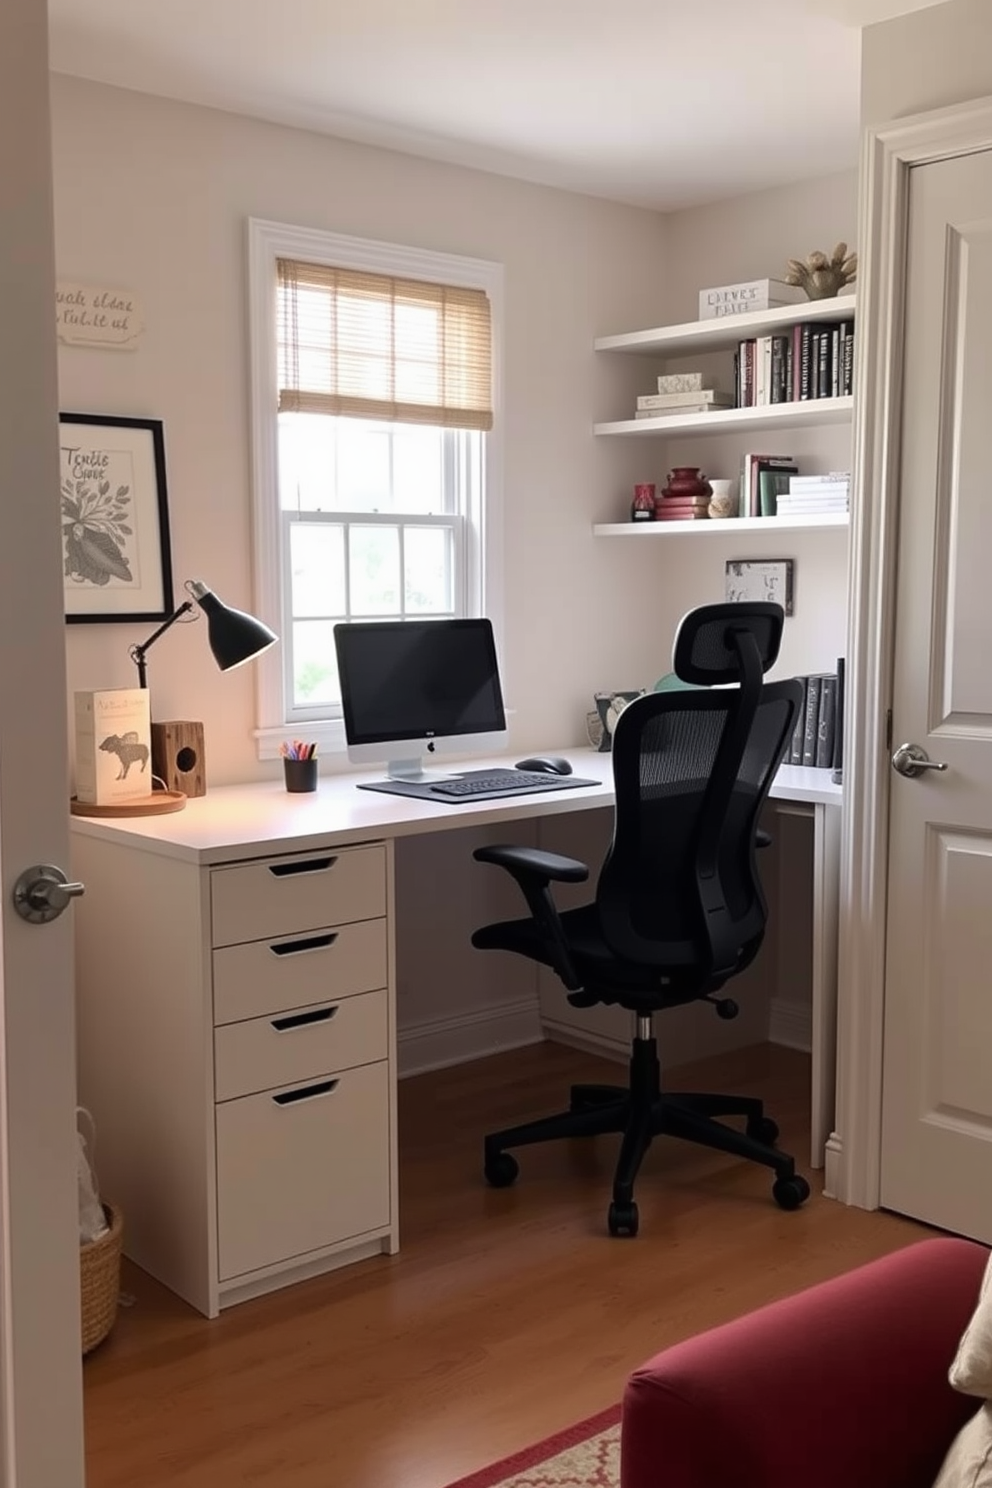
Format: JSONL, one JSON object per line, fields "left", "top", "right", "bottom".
{"left": 661, "top": 467, "right": 712, "bottom": 501}
{"left": 707, "top": 478, "right": 737, "bottom": 519}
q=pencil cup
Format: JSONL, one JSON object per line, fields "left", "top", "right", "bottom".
{"left": 283, "top": 757, "right": 318, "bottom": 793}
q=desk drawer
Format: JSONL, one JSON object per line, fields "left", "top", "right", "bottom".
{"left": 214, "top": 988, "right": 387, "bottom": 1102}
{"left": 216, "top": 1060, "right": 390, "bottom": 1280}
{"left": 212, "top": 918, "right": 388, "bottom": 1025}
{"left": 211, "top": 844, "right": 386, "bottom": 947}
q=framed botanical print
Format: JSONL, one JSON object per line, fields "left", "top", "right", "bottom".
{"left": 59, "top": 413, "right": 174, "bottom": 623}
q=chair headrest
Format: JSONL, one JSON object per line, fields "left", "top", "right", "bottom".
{"left": 673, "top": 603, "right": 784, "bottom": 686}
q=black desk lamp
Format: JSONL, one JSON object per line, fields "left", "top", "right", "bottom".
{"left": 129, "top": 579, "right": 277, "bottom": 796}
{"left": 129, "top": 579, "right": 277, "bottom": 689}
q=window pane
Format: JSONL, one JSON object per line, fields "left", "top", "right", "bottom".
{"left": 350, "top": 525, "right": 401, "bottom": 615}
{"left": 290, "top": 523, "right": 345, "bottom": 617}
{"left": 404, "top": 526, "right": 453, "bottom": 614}
{"left": 393, "top": 425, "right": 445, "bottom": 513}
{"left": 337, "top": 422, "right": 391, "bottom": 512}
{"left": 292, "top": 620, "right": 339, "bottom": 707}
{"left": 279, "top": 413, "right": 335, "bottom": 512}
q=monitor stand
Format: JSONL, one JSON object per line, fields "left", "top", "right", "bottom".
{"left": 383, "top": 756, "right": 454, "bottom": 784}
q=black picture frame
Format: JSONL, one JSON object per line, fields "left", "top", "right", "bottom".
{"left": 724, "top": 558, "right": 795, "bottom": 616}
{"left": 59, "top": 413, "right": 174, "bottom": 624}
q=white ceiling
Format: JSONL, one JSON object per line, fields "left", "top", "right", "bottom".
{"left": 47, "top": 0, "right": 948, "bottom": 210}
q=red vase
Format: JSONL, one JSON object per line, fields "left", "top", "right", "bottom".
{"left": 660, "top": 467, "right": 712, "bottom": 500}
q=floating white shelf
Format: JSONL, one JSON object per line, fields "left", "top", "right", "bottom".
{"left": 593, "top": 513, "right": 849, "bottom": 537}
{"left": 594, "top": 396, "right": 854, "bottom": 439}
{"left": 594, "top": 294, "right": 856, "bottom": 357}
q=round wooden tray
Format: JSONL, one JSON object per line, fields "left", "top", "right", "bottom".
{"left": 70, "top": 791, "right": 187, "bottom": 818}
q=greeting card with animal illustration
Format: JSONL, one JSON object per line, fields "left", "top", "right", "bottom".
{"left": 74, "top": 689, "right": 152, "bottom": 805}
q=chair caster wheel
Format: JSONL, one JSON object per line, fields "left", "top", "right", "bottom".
{"left": 772, "top": 1174, "right": 811, "bottom": 1211}
{"left": 715, "top": 998, "right": 739, "bottom": 1020}
{"left": 484, "top": 1152, "right": 519, "bottom": 1189}
{"left": 608, "top": 1201, "right": 639, "bottom": 1237}
{"left": 747, "top": 1115, "right": 780, "bottom": 1145}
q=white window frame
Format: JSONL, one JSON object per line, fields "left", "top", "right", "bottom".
{"left": 247, "top": 218, "right": 504, "bottom": 760}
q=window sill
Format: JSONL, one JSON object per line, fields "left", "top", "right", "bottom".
{"left": 254, "top": 720, "right": 347, "bottom": 762}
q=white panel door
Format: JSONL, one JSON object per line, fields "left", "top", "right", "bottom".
{"left": 0, "top": 0, "right": 86, "bottom": 1482}
{"left": 880, "top": 147, "right": 992, "bottom": 1240}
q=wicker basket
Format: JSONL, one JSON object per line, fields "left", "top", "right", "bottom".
{"left": 80, "top": 1202, "right": 123, "bottom": 1355}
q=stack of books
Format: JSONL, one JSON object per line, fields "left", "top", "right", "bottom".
{"left": 739, "top": 452, "right": 798, "bottom": 517}
{"left": 634, "top": 372, "right": 733, "bottom": 420}
{"left": 788, "top": 669, "right": 843, "bottom": 769}
{"left": 654, "top": 494, "right": 711, "bottom": 522}
{"left": 776, "top": 472, "right": 851, "bottom": 516}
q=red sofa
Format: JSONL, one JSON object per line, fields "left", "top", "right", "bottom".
{"left": 621, "top": 1236, "right": 989, "bottom": 1488}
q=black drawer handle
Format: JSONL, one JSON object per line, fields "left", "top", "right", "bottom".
{"left": 270, "top": 1006, "right": 338, "bottom": 1033}
{"left": 272, "top": 1078, "right": 339, "bottom": 1106}
{"left": 269, "top": 932, "right": 338, "bottom": 958}
{"left": 268, "top": 856, "right": 338, "bottom": 878}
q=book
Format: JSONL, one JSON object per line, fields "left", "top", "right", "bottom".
{"left": 816, "top": 674, "right": 838, "bottom": 768}
{"left": 801, "top": 677, "right": 823, "bottom": 766}
{"left": 636, "top": 389, "right": 733, "bottom": 410}
{"left": 740, "top": 452, "right": 797, "bottom": 517}
{"left": 74, "top": 688, "right": 152, "bottom": 805}
{"left": 758, "top": 468, "right": 793, "bottom": 518}
{"left": 656, "top": 372, "right": 714, "bottom": 394}
{"left": 789, "top": 677, "right": 808, "bottom": 764}
{"left": 634, "top": 404, "right": 731, "bottom": 419}
{"left": 699, "top": 278, "right": 806, "bottom": 320}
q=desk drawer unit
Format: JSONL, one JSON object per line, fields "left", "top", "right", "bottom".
{"left": 208, "top": 841, "right": 395, "bottom": 1301}
{"left": 70, "top": 827, "right": 398, "bottom": 1319}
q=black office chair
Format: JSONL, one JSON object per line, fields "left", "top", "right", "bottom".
{"left": 471, "top": 602, "right": 811, "bottom": 1236}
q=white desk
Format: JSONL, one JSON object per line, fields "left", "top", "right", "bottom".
{"left": 69, "top": 750, "right": 841, "bottom": 1316}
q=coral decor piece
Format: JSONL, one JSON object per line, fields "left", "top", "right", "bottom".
{"left": 784, "top": 242, "right": 858, "bottom": 300}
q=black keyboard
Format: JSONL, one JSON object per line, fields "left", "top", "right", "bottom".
{"left": 428, "top": 769, "right": 593, "bottom": 800}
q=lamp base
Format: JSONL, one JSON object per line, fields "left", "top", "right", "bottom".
{"left": 151, "top": 720, "right": 206, "bottom": 798}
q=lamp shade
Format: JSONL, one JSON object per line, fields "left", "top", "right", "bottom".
{"left": 188, "top": 580, "right": 277, "bottom": 672}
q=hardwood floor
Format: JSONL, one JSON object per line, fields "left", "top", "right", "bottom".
{"left": 83, "top": 1041, "right": 929, "bottom": 1488}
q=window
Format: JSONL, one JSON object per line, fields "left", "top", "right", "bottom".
{"left": 248, "top": 220, "right": 503, "bottom": 759}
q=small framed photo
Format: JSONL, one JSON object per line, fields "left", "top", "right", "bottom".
{"left": 725, "top": 558, "right": 795, "bottom": 616}
{"left": 59, "top": 413, "right": 174, "bottom": 624}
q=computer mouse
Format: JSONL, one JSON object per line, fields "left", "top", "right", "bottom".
{"left": 514, "top": 755, "right": 573, "bottom": 776}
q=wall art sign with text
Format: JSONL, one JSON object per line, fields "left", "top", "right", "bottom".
{"left": 59, "top": 414, "right": 174, "bottom": 624}
{"left": 56, "top": 281, "right": 144, "bottom": 349}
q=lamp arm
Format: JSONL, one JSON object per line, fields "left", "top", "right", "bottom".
{"left": 129, "top": 600, "right": 195, "bottom": 688}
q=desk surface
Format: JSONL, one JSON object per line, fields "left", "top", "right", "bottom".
{"left": 68, "top": 748, "right": 842, "bottom": 867}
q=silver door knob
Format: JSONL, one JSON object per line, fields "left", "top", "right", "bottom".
{"left": 891, "top": 742, "right": 949, "bottom": 779}
{"left": 12, "top": 865, "right": 86, "bottom": 924}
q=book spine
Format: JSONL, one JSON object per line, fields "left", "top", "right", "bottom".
{"left": 802, "top": 676, "right": 822, "bottom": 766}
{"left": 843, "top": 325, "right": 855, "bottom": 395}
{"left": 831, "top": 326, "right": 841, "bottom": 397}
{"left": 832, "top": 657, "right": 846, "bottom": 783}
{"left": 816, "top": 326, "right": 832, "bottom": 399}
{"left": 790, "top": 677, "right": 807, "bottom": 765}
{"left": 799, "top": 325, "right": 813, "bottom": 400}
{"left": 816, "top": 674, "right": 837, "bottom": 767}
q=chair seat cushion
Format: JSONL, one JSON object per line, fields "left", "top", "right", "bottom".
{"left": 473, "top": 904, "right": 712, "bottom": 1008}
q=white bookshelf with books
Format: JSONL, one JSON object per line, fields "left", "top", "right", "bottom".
{"left": 593, "top": 293, "right": 855, "bottom": 535}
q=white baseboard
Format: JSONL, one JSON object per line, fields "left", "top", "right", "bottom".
{"left": 823, "top": 1131, "right": 844, "bottom": 1202}
{"left": 398, "top": 999, "right": 543, "bottom": 1078}
{"left": 769, "top": 998, "right": 812, "bottom": 1053}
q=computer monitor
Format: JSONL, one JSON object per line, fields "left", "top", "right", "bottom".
{"left": 334, "top": 618, "right": 508, "bottom": 781}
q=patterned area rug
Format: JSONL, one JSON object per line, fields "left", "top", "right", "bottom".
{"left": 442, "top": 1407, "right": 621, "bottom": 1488}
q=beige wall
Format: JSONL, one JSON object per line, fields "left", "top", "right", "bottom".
{"left": 51, "top": 74, "right": 671, "bottom": 786}
{"left": 862, "top": 0, "right": 992, "bottom": 126}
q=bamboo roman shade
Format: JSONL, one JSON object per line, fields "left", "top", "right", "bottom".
{"left": 277, "top": 258, "right": 493, "bottom": 431}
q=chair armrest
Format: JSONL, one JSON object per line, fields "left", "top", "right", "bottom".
{"left": 472, "top": 845, "right": 589, "bottom": 992}
{"left": 473, "top": 844, "right": 589, "bottom": 884}
{"left": 621, "top": 1237, "right": 989, "bottom": 1488}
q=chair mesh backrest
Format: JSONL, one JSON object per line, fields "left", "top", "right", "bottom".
{"left": 596, "top": 680, "right": 801, "bottom": 977}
